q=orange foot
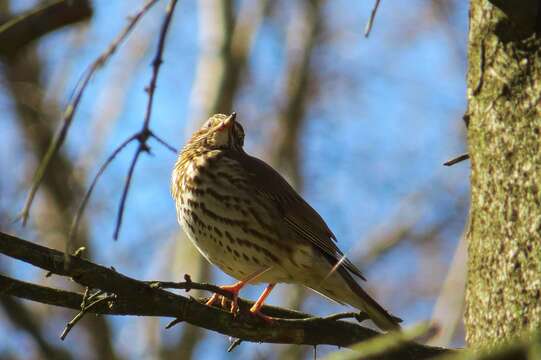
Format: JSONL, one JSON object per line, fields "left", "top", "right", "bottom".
{"left": 205, "top": 282, "right": 245, "bottom": 314}
{"left": 248, "top": 283, "right": 276, "bottom": 323}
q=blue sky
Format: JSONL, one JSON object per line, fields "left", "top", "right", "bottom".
{"left": 1, "top": 0, "right": 470, "bottom": 358}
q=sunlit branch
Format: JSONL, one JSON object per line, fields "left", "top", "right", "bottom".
{"left": 0, "top": 231, "right": 450, "bottom": 358}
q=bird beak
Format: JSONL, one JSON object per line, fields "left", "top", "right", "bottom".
{"left": 218, "top": 112, "right": 236, "bottom": 131}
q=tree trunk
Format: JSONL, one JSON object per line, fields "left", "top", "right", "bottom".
{"left": 465, "top": 0, "right": 541, "bottom": 346}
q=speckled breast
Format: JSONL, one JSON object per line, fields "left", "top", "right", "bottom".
{"left": 174, "top": 151, "right": 286, "bottom": 282}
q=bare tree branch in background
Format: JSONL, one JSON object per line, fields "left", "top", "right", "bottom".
{"left": 112, "top": 0, "right": 179, "bottom": 240}
{"left": 225, "top": 0, "right": 271, "bottom": 112}
{"left": 0, "top": 1, "right": 118, "bottom": 358}
{"left": 18, "top": 0, "right": 160, "bottom": 227}
{"left": 342, "top": 184, "right": 469, "bottom": 351}
{"left": 262, "top": 1, "right": 324, "bottom": 358}
{"left": 66, "top": 32, "right": 156, "bottom": 357}
{"left": 356, "top": 187, "right": 468, "bottom": 268}
{"left": 356, "top": 191, "right": 468, "bottom": 316}
{"left": 352, "top": 189, "right": 429, "bottom": 269}
{"left": 269, "top": 0, "right": 321, "bottom": 188}
{"left": 0, "top": 1, "right": 472, "bottom": 358}
{"left": 364, "top": 0, "right": 382, "bottom": 37}
{"left": 430, "top": 1, "right": 467, "bottom": 70}
{"left": 188, "top": 0, "right": 269, "bottom": 125}
{"left": 428, "top": 232, "right": 467, "bottom": 347}
{"left": 0, "top": 0, "right": 92, "bottom": 56}
{"left": 0, "top": 283, "right": 72, "bottom": 360}
{"left": 171, "top": 0, "right": 235, "bottom": 355}
{"left": 169, "top": 1, "right": 270, "bottom": 356}
{"left": 187, "top": 0, "right": 234, "bottom": 126}
{"left": 81, "top": 31, "right": 154, "bottom": 170}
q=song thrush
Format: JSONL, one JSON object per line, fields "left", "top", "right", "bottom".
{"left": 171, "top": 113, "right": 401, "bottom": 331}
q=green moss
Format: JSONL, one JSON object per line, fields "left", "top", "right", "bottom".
{"left": 465, "top": 0, "right": 541, "bottom": 347}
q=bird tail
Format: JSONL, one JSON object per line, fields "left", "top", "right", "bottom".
{"left": 340, "top": 270, "right": 402, "bottom": 332}
{"left": 313, "top": 266, "right": 401, "bottom": 332}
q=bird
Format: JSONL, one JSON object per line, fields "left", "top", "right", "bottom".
{"left": 171, "top": 112, "right": 401, "bottom": 331}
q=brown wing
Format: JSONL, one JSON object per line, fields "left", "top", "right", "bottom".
{"left": 233, "top": 152, "right": 366, "bottom": 281}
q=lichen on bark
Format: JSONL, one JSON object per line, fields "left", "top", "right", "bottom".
{"left": 465, "top": 0, "right": 541, "bottom": 346}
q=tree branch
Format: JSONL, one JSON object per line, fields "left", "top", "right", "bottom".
{"left": 364, "top": 0, "right": 382, "bottom": 37}
{"left": 0, "top": 0, "right": 92, "bottom": 57}
{"left": 0, "top": 231, "right": 450, "bottom": 358}
{"left": 0, "top": 293, "right": 73, "bottom": 360}
{"left": 18, "top": 0, "right": 160, "bottom": 227}
{"left": 113, "top": 0, "right": 179, "bottom": 240}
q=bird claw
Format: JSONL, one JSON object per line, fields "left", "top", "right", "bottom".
{"left": 205, "top": 278, "right": 274, "bottom": 320}
{"left": 230, "top": 297, "right": 239, "bottom": 314}
{"left": 208, "top": 294, "right": 272, "bottom": 323}
{"left": 205, "top": 293, "right": 220, "bottom": 307}
{"left": 205, "top": 286, "right": 240, "bottom": 315}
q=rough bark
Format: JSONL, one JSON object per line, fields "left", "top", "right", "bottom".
{"left": 465, "top": 1, "right": 541, "bottom": 346}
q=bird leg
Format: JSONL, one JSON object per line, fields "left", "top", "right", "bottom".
{"left": 205, "top": 267, "right": 271, "bottom": 315}
{"left": 249, "top": 283, "right": 276, "bottom": 323}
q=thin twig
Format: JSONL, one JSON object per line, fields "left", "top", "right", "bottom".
{"left": 364, "top": 0, "right": 382, "bottom": 37}
{"left": 81, "top": 287, "right": 90, "bottom": 309}
{"left": 165, "top": 318, "right": 184, "bottom": 329}
{"left": 150, "top": 131, "right": 177, "bottom": 153}
{"left": 443, "top": 153, "right": 470, "bottom": 166}
{"left": 86, "top": 289, "right": 105, "bottom": 304}
{"left": 113, "top": 0, "right": 179, "bottom": 240}
{"left": 113, "top": 142, "right": 147, "bottom": 240}
{"left": 149, "top": 280, "right": 234, "bottom": 299}
{"left": 68, "top": 134, "right": 138, "bottom": 250}
{"left": 68, "top": 127, "right": 176, "bottom": 247}
{"left": 60, "top": 294, "right": 116, "bottom": 340}
{"left": 19, "top": 0, "right": 160, "bottom": 226}
{"left": 227, "top": 338, "right": 242, "bottom": 352}
{"left": 321, "top": 312, "right": 366, "bottom": 322}
{"left": 48, "top": 245, "right": 86, "bottom": 276}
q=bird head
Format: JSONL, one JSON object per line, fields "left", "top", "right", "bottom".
{"left": 191, "top": 112, "right": 245, "bottom": 151}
